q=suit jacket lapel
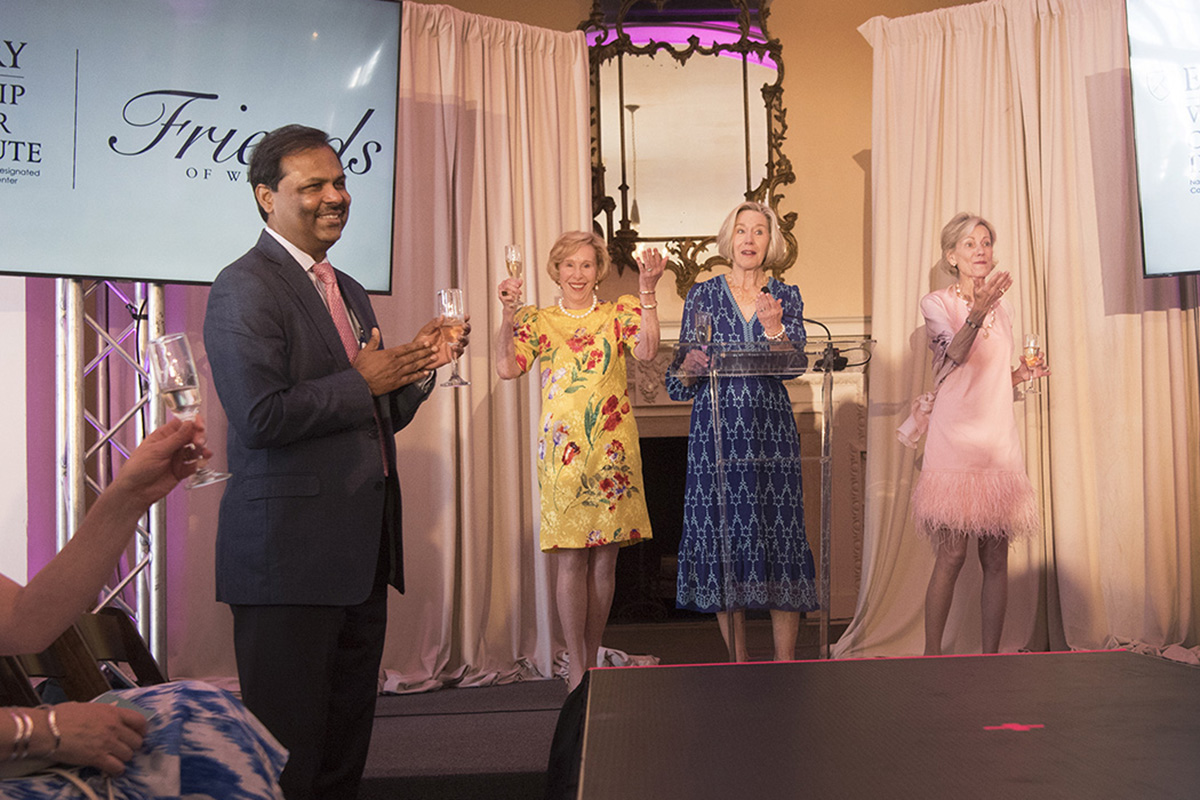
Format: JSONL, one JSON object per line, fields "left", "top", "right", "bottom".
{"left": 338, "top": 273, "right": 378, "bottom": 342}
{"left": 253, "top": 231, "right": 350, "bottom": 364}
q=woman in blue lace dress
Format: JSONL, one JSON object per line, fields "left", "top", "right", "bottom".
{"left": 0, "top": 420, "right": 286, "bottom": 798}
{"left": 666, "top": 201, "right": 819, "bottom": 661}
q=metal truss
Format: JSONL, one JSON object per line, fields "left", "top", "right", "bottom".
{"left": 56, "top": 278, "right": 167, "bottom": 669}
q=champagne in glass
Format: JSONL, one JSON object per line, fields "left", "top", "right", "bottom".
{"left": 504, "top": 244, "right": 524, "bottom": 279}
{"left": 694, "top": 310, "right": 713, "bottom": 345}
{"left": 503, "top": 244, "right": 524, "bottom": 305}
{"left": 162, "top": 386, "right": 202, "bottom": 417}
{"left": 436, "top": 288, "right": 469, "bottom": 387}
{"left": 148, "top": 333, "right": 231, "bottom": 488}
{"left": 689, "top": 310, "right": 714, "bottom": 375}
{"left": 1023, "top": 333, "right": 1042, "bottom": 395}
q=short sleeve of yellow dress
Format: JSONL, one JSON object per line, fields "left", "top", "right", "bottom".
{"left": 512, "top": 294, "right": 653, "bottom": 551}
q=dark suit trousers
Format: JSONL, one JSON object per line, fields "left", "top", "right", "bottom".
{"left": 232, "top": 527, "right": 392, "bottom": 800}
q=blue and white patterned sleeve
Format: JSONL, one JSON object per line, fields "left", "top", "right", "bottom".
{"left": 666, "top": 285, "right": 705, "bottom": 401}
{"left": 775, "top": 281, "right": 808, "bottom": 380}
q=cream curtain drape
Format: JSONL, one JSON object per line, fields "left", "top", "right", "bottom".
{"left": 374, "top": 2, "right": 592, "bottom": 688}
{"left": 836, "top": 0, "right": 1200, "bottom": 658}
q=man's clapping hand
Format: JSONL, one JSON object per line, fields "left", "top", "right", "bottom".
{"left": 353, "top": 327, "right": 439, "bottom": 395}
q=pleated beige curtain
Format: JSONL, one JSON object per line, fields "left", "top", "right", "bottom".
{"left": 374, "top": 2, "right": 592, "bottom": 687}
{"left": 836, "top": 0, "right": 1200, "bottom": 658}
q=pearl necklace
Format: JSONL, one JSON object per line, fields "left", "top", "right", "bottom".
{"left": 557, "top": 293, "right": 597, "bottom": 319}
{"left": 953, "top": 283, "right": 995, "bottom": 338}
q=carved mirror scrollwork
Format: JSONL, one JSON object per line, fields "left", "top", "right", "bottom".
{"left": 583, "top": 0, "right": 796, "bottom": 299}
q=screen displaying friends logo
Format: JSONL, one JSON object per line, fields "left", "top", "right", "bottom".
{"left": 0, "top": 0, "right": 399, "bottom": 290}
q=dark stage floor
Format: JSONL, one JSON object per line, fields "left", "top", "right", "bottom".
{"left": 359, "top": 629, "right": 1199, "bottom": 799}
{"left": 360, "top": 679, "right": 566, "bottom": 800}
{"left": 577, "top": 650, "right": 1200, "bottom": 799}
{"left": 358, "top": 618, "right": 817, "bottom": 799}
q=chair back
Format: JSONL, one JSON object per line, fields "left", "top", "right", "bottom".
{"left": 16, "top": 625, "right": 112, "bottom": 702}
{"left": 0, "top": 656, "right": 40, "bottom": 707}
{"left": 74, "top": 607, "right": 167, "bottom": 687}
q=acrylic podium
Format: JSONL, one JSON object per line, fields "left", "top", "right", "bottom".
{"left": 668, "top": 337, "right": 872, "bottom": 659}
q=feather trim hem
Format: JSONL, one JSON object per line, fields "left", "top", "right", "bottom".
{"left": 911, "top": 469, "right": 1040, "bottom": 541}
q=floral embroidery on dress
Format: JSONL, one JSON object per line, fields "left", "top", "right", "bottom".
{"left": 540, "top": 390, "right": 640, "bottom": 516}
{"left": 513, "top": 297, "right": 652, "bottom": 551}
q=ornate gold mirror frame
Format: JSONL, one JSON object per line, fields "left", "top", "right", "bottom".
{"left": 582, "top": 0, "right": 796, "bottom": 299}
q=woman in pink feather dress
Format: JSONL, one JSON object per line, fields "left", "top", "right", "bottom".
{"left": 912, "top": 213, "right": 1048, "bottom": 655}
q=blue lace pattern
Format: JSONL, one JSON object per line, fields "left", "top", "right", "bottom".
{"left": 666, "top": 277, "right": 819, "bottom": 613}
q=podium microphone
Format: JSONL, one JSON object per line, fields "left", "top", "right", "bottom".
{"left": 802, "top": 316, "right": 847, "bottom": 371}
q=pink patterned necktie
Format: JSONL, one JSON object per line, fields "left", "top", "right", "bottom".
{"left": 312, "top": 260, "right": 360, "bottom": 362}
{"left": 312, "top": 260, "right": 389, "bottom": 475}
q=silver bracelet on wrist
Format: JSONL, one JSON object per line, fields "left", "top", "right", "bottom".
{"left": 9, "top": 710, "right": 32, "bottom": 760}
{"left": 39, "top": 706, "right": 61, "bottom": 758}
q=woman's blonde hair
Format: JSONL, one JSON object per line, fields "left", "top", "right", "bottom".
{"left": 937, "top": 212, "right": 998, "bottom": 275}
{"left": 547, "top": 231, "right": 611, "bottom": 284}
{"left": 716, "top": 201, "right": 787, "bottom": 267}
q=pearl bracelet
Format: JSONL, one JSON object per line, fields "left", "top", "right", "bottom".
{"left": 765, "top": 326, "right": 786, "bottom": 341}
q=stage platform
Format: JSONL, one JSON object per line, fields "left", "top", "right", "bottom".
{"left": 570, "top": 650, "right": 1199, "bottom": 799}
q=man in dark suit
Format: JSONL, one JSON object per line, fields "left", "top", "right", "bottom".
{"left": 204, "top": 124, "right": 462, "bottom": 799}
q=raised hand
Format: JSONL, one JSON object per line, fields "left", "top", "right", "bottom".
{"left": 1021, "top": 350, "right": 1051, "bottom": 381}
{"left": 755, "top": 289, "right": 785, "bottom": 336}
{"left": 635, "top": 248, "right": 668, "bottom": 290}
{"left": 972, "top": 270, "right": 1011, "bottom": 314}
{"left": 111, "top": 418, "right": 210, "bottom": 507}
{"left": 453, "top": 315, "right": 472, "bottom": 358}
{"left": 422, "top": 314, "right": 472, "bottom": 366}
{"left": 498, "top": 277, "right": 524, "bottom": 314}
{"left": 353, "top": 327, "right": 439, "bottom": 395}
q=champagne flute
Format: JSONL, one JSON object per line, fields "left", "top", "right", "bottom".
{"left": 503, "top": 244, "right": 524, "bottom": 305}
{"left": 694, "top": 310, "right": 713, "bottom": 345}
{"left": 147, "top": 333, "right": 231, "bottom": 488}
{"left": 435, "top": 288, "right": 469, "bottom": 387}
{"left": 1023, "top": 333, "right": 1042, "bottom": 395}
{"left": 689, "top": 310, "right": 714, "bottom": 375}
{"left": 504, "top": 244, "right": 524, "bottom": 280}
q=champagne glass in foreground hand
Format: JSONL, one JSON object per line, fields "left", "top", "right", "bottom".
{"left": 436, "top": 288, "right": 469, "bottom": 388}
{"left": 148, "top": 332, "right": 231, "bottom": 488}
{"left": 1023, "top": 333, "right": 1042, "bottom": 395}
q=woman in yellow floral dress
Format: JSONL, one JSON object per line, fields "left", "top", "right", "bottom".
{"left": 495, "top": 230, "right": 665, "bottom": 691}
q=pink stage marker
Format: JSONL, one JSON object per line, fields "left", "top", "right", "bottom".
{"left": 983, "top": 723, "right": 1046, "bottom": 731}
